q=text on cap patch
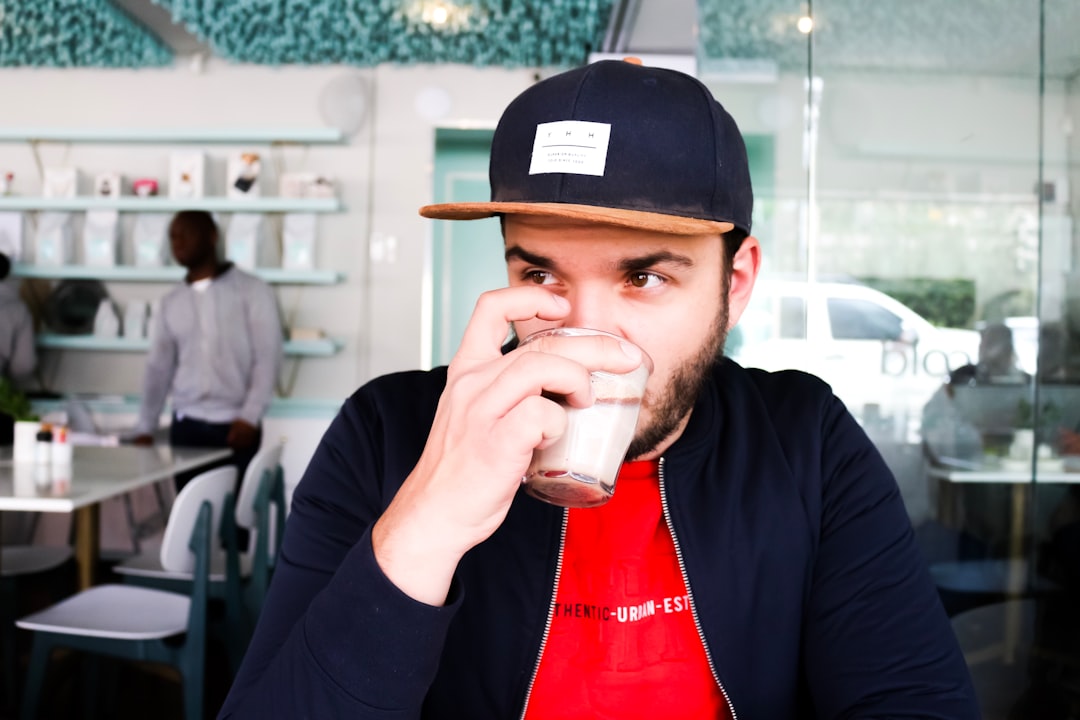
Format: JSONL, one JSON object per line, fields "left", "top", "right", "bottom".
{"left": 529, "top": 121, "right": 611, "bottom": 177}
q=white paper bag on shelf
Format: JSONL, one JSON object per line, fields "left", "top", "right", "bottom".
{"left": 225, "top": 213, "right": 265, "bottom": 270}
{"left": 83, "top": 210, "right": 120, "bottom": 267}
{"left": 93, "top": 298, "right": 120, "bottom": 338}
{"left": 122, "top": 299, "right": 149, "bottom": 339}
{"left": 133, "top": 213, "right": 171, "bottom": 267}
{"left": 227, "top": 152, "right": 262, "bottom": 199}
{"left": 34, "top": 212, "right": 73, "bottom": 265}
{"left": 282, "top": 213, "right": 316, "bottom": 270}
{"left": 42, "top": 167, "right": 78, "bottom": 198}
{"left": 168, "top": 151, "right": 205, "bottom": 199}
{"left": 0, "top": 212, "right": 24, "bottom": 261}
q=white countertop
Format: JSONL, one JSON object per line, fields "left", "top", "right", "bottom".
{"left": 928, "top": 459, "right": 1080, "bottom": 484}
{"left": 0, "top": 445, "right": 232, "bottom": 512}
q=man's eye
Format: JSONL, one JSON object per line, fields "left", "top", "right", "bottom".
{"left": 628, "top": 272, "right": 663, "bottom": 289}
{"left": 525, "top": 270, "right": 554, "bottom": 285}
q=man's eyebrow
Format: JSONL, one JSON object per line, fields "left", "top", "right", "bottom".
{"left": 504, "top": 246, "right": 694, "bottom": 272}
{"left": 505, "top": 245, "right": 555, "bottom": 267}
{"left": 618, "top": 251, "right": 694, "bottom": 272}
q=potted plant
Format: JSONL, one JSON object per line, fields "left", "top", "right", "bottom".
{"left": 0, "top": 376, "right": 37, "bottom": 446}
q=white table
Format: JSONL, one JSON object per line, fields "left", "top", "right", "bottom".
{"left": 0, "top": 445, "right": 232, "bottom": 588}
{"left": 929, "top": 461, "right": 1079, "bottom": 662}
{"left": 929, "top": 461, "right": 1079, "bottom": 564}
{"left": 929, "top": 461, "right": 1079, "bottom": 561}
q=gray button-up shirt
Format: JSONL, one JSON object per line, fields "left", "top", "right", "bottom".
{"left": 135, "top": 265, "right": 283, "bottom": 433}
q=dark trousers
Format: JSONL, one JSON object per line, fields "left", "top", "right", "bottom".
{"left": 169, "top": 414, "right": 261, "bottom": 493}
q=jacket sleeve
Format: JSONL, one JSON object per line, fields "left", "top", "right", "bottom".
{"left": 218, "top": 388, "right": 461, "bottom": 719}
{"left": 803, "top": 394, "right": 980, "bottom": 719}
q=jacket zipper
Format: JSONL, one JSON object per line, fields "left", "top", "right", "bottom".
{"left": 659, "top": 457, "right": 739, "bottom": 720}
{"left": 518, "top": 508, "right": 569, "bottom": 720}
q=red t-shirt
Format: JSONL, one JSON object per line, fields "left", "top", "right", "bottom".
{"left": 525, "top": 460, "right": 731, "bottom": 720}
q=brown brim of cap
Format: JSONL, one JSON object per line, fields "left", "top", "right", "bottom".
{"left": 419, "top": 202, "right": 734, "bottom": 236}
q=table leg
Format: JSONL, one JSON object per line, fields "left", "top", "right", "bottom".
{"left": 1003, "top": 482, "right": 1028, "bottom": 664}
{"left": 74, "top": 505, "right": 100, "bottom": 590}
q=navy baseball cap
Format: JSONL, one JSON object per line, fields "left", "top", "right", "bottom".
{"left": 420, "top": 58, "right": 753, "bottom": 236}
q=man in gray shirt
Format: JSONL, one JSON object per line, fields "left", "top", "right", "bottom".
{"left": 133, "top": 211, "right": 283, "bottom": 487}
{"left": 0, "top": 252, "right": 36, "bottom": 384}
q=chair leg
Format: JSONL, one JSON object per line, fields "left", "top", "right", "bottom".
{"left": 81, "top": 654, "right": 100, "bottom": 719}
{"left": 224, "top": 587, "right": 252, "bottom": 677}
{"left": 20, "top": 636, "right": 54, "bottom": 720}
{"left": 2, "top": 579, "right": 18, "bottom": 712}
{"left": 181, "top": 663, "right": 204, "bottom": 720}
{"left": 122, "top": 493, "right": 142, "bottom": 555}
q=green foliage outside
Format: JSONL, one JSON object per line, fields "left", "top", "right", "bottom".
{"left": 860, "top": 277, "right": 976, "bottom": 329}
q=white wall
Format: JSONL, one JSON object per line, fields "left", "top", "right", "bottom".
{"left": 0, "top": 61, "right": 536, "bottom": 399}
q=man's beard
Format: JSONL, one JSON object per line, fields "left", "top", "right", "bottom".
{"left": 625, "top": 298, "right": 729, "bottom": 460}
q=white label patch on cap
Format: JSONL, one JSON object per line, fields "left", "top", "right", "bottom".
{"left": 529, "top": 120, "right": 611, "bottom": 177}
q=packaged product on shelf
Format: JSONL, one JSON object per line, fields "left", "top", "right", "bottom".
{"left": 282, "top": 213, "right": 316, "bottom": 270}
{"left": 94, "top": 172, "right": 124, "bottom": 198}
{"left": 227, "top": 152, "right": 262, "bottom": 199}
{"left": 123, "top": 299, "right": 149, "bottom": 339}
{"left": 0, "top": 212, "right": 23, "bottom": 261}
{"left": 280, "top": 172, "right": 335, "bottom": 198}
{"left": 225, "top": 213, "right": 266, "bottom": 270}
{"left": 133, "top": 213, "right": 170, "bottom": 267}
{"left": 168, "top": 151, "right": 205, "bottom": 199}
{"left": 34, "top": 212, "right": 73, "bottom": 265}
{"left": 83, "top": 210, "right": 120, "bottom": 267}
{"left": 42, "top": 167, "right": 78, "bottom": 198}
{"left": 92, "top": 298, "right": 121, "bottom": 338}
{"left": 132, "top": 178, "right": 159, "bottom": 197}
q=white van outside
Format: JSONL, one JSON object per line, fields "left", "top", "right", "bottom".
{"left": 728, "top": 278, "right": 981, "bottom": 435}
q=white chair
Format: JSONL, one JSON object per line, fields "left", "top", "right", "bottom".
{"left": 15, "top": 465, "right": 236, "bottom": 720}
{"left": 112, "top": 441, "right": 286, "bottom": 672}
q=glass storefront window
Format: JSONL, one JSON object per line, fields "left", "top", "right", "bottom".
{"left": 699, "top": 0, "right": 1080, "bottom": 715}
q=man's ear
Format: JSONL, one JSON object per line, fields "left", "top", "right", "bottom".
{"left": 725, "top": 235, "right": 761, "bottom": 330}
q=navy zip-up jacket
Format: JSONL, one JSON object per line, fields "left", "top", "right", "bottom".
{"left": 220, "top": 360, "right": 979, "bottom": 719}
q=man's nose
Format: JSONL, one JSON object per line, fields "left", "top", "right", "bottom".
{"left": 561, "top": 287, "right": 616, "bottom": 334}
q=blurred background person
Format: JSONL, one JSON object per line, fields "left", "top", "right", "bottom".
{"left": 0, "top": 251, "right": 36, "bottom": 446}
{"left": 920, "top": 321, "right": 1034, "bottom": 566}
{"left": 131, "top": 210, "right": 283, "bottom": 489}
{"left": 0, "top": 251, "right": 36, "bottom": 385}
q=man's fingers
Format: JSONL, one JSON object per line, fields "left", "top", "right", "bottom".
{"left": 454, "top": 287, "right": 569, "bottom": 363}
{"left": 517, "top": 332, "right": 645, "bottom": 377}
{"left": 457, "top": 351, "right": 592, "bottom": 422}
{"left": 451, "top": 334, "right": 648, "bottom": 427}
{"left": 494, "top": 394, "right": 568, "bottom": 455}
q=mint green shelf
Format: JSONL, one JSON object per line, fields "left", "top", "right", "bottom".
{"left": 0, "top": 196, "right": 341, "bottom": 213}
{"left": 37, "top": 334, "right": 343, "bottom": 357}
{"left": 0, "top": 128, "right": 344, "bottom": 145}
{"left": 12, "top": 263, "right": 344, "bottom": 285}
{"left": 38, "top": 335, "right": 152, "bottom": 352}
{"left": 281, "top": 338, "right": 344, "bottom": 357}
